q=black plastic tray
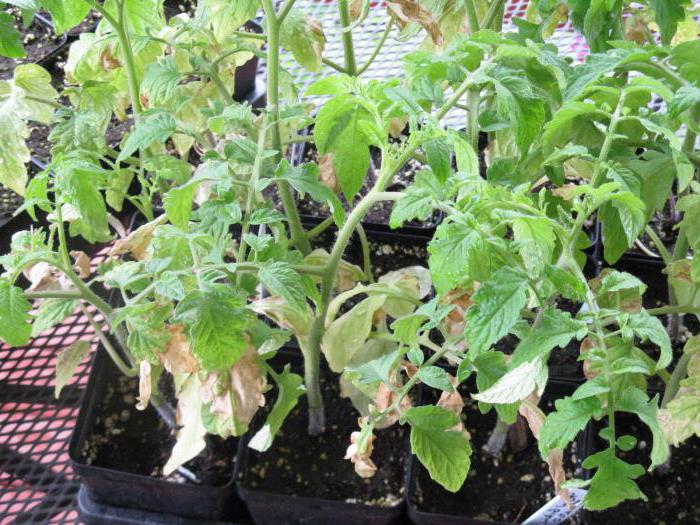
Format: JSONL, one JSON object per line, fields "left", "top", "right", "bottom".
{"left": 69, "top": 347, "right": 249, "bottom": 522}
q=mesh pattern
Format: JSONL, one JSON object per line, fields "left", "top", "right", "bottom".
{"left": 0, "top": 245, "right": 111, "bottom": 525}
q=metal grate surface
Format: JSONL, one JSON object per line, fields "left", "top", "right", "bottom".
{"left": 0, "top": 245, "right": 111, "bottom": 525}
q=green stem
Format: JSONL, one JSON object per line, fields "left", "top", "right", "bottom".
{"left": 302, "top": 217, "right": 334, "bottom": 242}
{"left": 591, "top": 92, "right": 625, "bottom": 187}
{"left": 338, "top": 0, "right": 357, "bottom": 75}
{"left": 322, "top": 57, "right": 347, "bottom": 74}
{"left": 465, "top": 0, "right": 480, "bottom": 33}
{"left": 357, "top": 16, "right": 394, "bottom": 75}
{"left": 467, "top": 88, "right": 480, "bottom": 152}
{"left": 482, "top": 0, "right": 507, "bottom": 30}
{"left": 25, "top": 290, "right": 82, "bottom": 300}
{"left": 238, "top": 115, "right": 269, "bottom": 265}
{"left": 437, "top": 77, "right": 475, "bottom": 121}
{"left": 644, "top": 225, "right": 671, "bottom": 265}
{"left": 80, "top": 303, "right": 137, "bottom": 377}
{"left": 261, "top": 0, "right": 311, "bottom": 255}
{"left": 662, "top": 351, "right": 692, "bottom": 408}
{"left": 112, "top": 2, "right": 143, "bottom": 117}
{"left": 355, "top": 223, "right": 373, "bottom": 283}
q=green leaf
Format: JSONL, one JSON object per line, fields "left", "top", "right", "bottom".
{"left": 405, "top": 405, "right": 471, "bottom": 492}
{"left": 583, "top": 449, "right": 645, "bottom": 510}
{"left": 390, "top": 169, "right": 442, "bottom": 229}
{"left": 163, "top": 182, "right": 197, "bottom": 229}
{"left": 417, "top": 365, "right": 454, "bottom": 392}
{"left": 543, "top": 102, "right": 598, "bottom": 150}
{"left": 265, "top": 160, "right": 345, "bottom": 226}
{"left": 616, "top": 387, "right": 669, "bottom": 469}
{"left": 512, "top": 216, "right": 556, "bottom": 274}
{"left": 32, "top": 298, "right": 77, "bottom": 337}
{"left": 600, "top": 191, "right": 646, "bottom": 264}
{"left": 490, "top": 70, "right": 545, "bottom": 153}
{"left": 428, "top": 221, "right": 485, "bottom": 294}
{"left": 669, "top": 85, "right": 700, "bottom": 119}
{"left": 424, "top": 138, "right": 451, "bottom": 183}
{"left": 141, "top": 56, "right": 181, "bottom": 105}
{"left": 472, "top": 356, "right": 548, "bottom": 404}
{"left": 248, "top": 366, "right": 305, "bottom": 452}
{"left": 321, "top": 295, "right": 386, "bottom": 373}
{"left": 0, "top": 12, "right": 25, "bottom": 58}
{"left": 0, "top": 280, "right": 32, "bottom": 346}
{"left": 194, "top": 0, "right": 257, "bottom": 41}
{"left": 465, "top": 267, "right": 528, "bottom": 356}
{"left": 174, "top": 284, "right": 251, "bottom": 371}
{"left": 511, "top": 308, "right": 587, "bottom": 367}
{"left": 54, "top": 159, "right": 111, "bottom": 243}
{"left": 625, "top": 310, "right": 672, "bottom": 370}
{"left": 153, "top": 271, "right": 185, "bottom": 301}
{"left": 258, "top": 261, "right": 306, "bottom": 313}
{"left": 280, "top": 10, "right": 325, "bottom": 72}
{"left": 41, "top": 0, "right": 91, "bottom": 33}
{"left": 118, "top": 110, "right": 177, "bottom": 161}
{"left": 55, "top": 340, "right": 90, "bottom": 398}
{"left": 545, "top": 265, "right": 586, "bottom": 302}
{"left": 539, "top": 396, "right": 600, "bottom": 457}
{"left": 104, "top": 0, "right": 165, "bottom": 36}
{"left": 654, "top": 0, "right": 691, "bottom": 46}
{"left": 314, "top": 94, "right": 379, "bottom": 200}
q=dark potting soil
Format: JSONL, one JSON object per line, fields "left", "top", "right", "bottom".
{"left": 240, "top": 362, "right": 407, "bottom": 507}
{"left": 164, "top": 0, "right": 198, "bottom": 20}
{"left": 0, "top": 9, "right": 65, "bottom": 80}
{"left": 295, "top": 141, "right": 440, "bottom": 228}
{"left": 67, "top": 10, "right": 101, "bottom": 36}
{"left": 80, "top": 361, "right": 237, "bottom": 487}
{"left": 412, "top": 387, "right": 583, "bottom": 523}
{"left": 585, "top": 414, "right": 700, "bottom": 524}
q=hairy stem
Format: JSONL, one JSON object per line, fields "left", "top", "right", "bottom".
{"left": 261, "top": 0, "right": 311, "bottom": 254}
{"left": 80, "top": 304, "right": 136, "bottom": 377}
{"left": 338, "top": 0, "right": 357, "bottom": 75}
{"left": 484, "top": 417, "right": 510, "bottom": 457}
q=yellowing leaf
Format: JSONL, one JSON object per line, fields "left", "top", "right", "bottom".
{"left": 387, "top": 0, "right": 443, "bottom": 46}
{"left": 109, "top": 215, "right": 168, "bottom": 260}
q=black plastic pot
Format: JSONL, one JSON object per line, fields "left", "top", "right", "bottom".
{"left": 233, "top": 21, "right": 263, "bottom": 103}
{"left": 406, "top": 380, "right": 589, "bottom": 525}
{"left": 70, "top": 348, "right": 249, "bottom": 523}
{"left": 237, "top": 482, "right": 405, "bottom": 525}
{"left": 236, "top": 350, "right": 409, "bottom": 525}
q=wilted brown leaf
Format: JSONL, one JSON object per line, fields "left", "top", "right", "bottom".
{"left": 318, "top": 153, "right": 340, "bottom": 193}
{"left": 100, "top": 45, "right": 121, "bottom": 70}
{"left": 386, "top": 0, "right": 443, "bottom": 46}
{"left": 158, "top": 324, "right": 199, "bottom": 375}
{"left": 348, "top": 0, "right": 363, "bottom": 21}
{"left": 70, "top": 251, "right": 91, "bottom": 278}
{"left": 230, "top": 346, "right": 267, "bottom": 426}
{"left": 345, "top": 417, "right": 377, "bottom": 478}
{"left": 109, "top": 215, "right": 168, "bottom": 260}
{"left": 519, "top": 395, "right": 572, "bottom": 508}
{"left": 136, "top": 360, "right": 152, "bottom": 411}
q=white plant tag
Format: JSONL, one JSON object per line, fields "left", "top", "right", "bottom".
{"left": 521, "top": 488, "right": 587, "bottom": 525}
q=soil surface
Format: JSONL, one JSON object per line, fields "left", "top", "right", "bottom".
{"left": 239, "top": 360, "right": 408, "bottom": 507}
{"left": 293, "top": 140, "right": 440, "bottom": 229}
{"left": 0, "top": 9, "right": 65, "bottom": 80}
{"left": 585, "top": 414, "right": 700, "bottom": 524}
{"left": 80, "top": 359, "right": 237, "bottom": 486}
{"left": 412, "top": 384, "right": 583, "bottom": 523}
